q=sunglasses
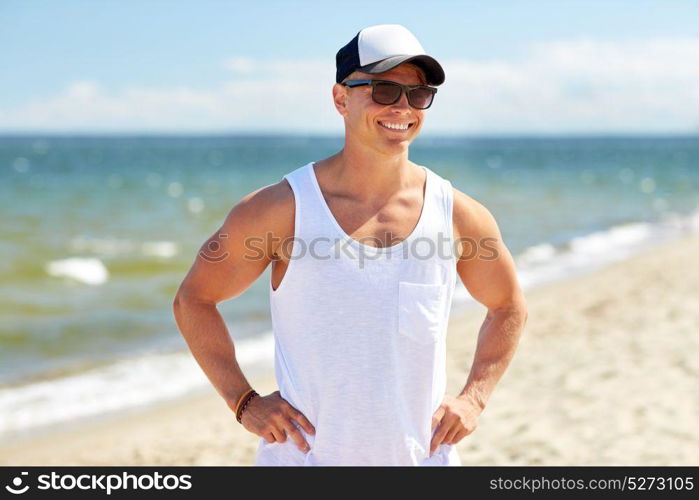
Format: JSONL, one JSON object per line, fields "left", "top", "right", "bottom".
{"left": 341, "top": 79, "right": 438, "bottom": 110}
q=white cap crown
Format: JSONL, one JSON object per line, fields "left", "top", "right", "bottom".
{"left": 358, "top": 24, "right": 426, "bottom": 66}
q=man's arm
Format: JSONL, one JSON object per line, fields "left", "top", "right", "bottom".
{"left": 430, "top": 187, "right": 528, "bottom": 453}
{"left": 453, "top": 188, "right": 528, "bottom": 409}
{"left": 172, "top": 179, "right": 315, "bottom": 452}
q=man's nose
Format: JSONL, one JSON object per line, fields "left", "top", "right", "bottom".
{"left": 391, "top": 90, "right": 411, "bottom": 110}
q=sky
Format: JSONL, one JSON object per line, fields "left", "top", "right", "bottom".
{"left": 2, "top": 0, "right": 698, "bottom": 135}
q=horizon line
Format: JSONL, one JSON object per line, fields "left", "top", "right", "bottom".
{"left": 1, "top": 131, "right": 698, "bottom": 140}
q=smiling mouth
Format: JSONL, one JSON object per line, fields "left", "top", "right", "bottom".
{"left": 378, "top": 121, "right": 415, "bottom": 132}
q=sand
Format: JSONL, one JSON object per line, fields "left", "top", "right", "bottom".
{"left": 2, "top": 234, "right": 698, "bottom": 466}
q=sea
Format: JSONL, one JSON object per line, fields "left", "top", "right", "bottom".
{"left": 1, "top": 134, "right": 698, "bottom": 444}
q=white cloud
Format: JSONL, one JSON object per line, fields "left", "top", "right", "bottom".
{"left": 1, "top": 38, "right": 698, "bottom": 134}
{"left": 224, "top": 56, "right": 256, "bottom": 75}
{"left": 430, "top": 37, "right": 699, "bottom": 133}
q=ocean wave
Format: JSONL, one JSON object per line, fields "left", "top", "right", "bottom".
{"left": 69, "top": 236, "right": 178, "bottom": 258}
{"left": 0, "top": 332, "right": 274, "bottom": 442}
{"left": 44, "top": 257, "right": 109, "bottom": 285}
{"left": 452, "top": 207, "right": 699, "bottom": 302}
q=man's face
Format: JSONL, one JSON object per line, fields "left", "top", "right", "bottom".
{"left": 335, "top": 64, "right": 429, "bottom": 153}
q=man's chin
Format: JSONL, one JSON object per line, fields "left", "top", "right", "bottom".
{"left": 376, "top": 137, "right": 413, "bottom": 151}
{"left": 379, "top": 132, "right": 414, "bottom": 143}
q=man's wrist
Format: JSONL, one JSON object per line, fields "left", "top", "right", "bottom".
{"left": 225, "top": 386, "right": 254, "bottom": 414}
{"left": 235, "top": 390, "right": 259, "bottom": 423}
{"left": 457, "top": 388, "right": 487, "bottom": 411}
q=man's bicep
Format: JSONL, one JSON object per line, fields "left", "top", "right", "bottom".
{"left": 454, "top": 194, "right": 523, "bottom": 311}
{"left": 177, "top": 192, "right": 276, "bottom": 305}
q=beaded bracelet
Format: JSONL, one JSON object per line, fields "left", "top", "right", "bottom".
{"left": 234, "top": 388, "right": 255, "bottom": 415}
{"left": 236, "top": 390, "right": 259, "bottom": 423}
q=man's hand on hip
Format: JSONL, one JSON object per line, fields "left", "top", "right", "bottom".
{"left": 241, "top": 390, "right": 316, "bottom": 454}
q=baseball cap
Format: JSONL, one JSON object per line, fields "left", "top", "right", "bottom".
{"left": 336, "top": 24, "right": 445, "bottom": 87}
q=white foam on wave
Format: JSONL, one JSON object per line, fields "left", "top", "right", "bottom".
{"left": 141, "top": 241, "right": 178, "bottom": 258}
{"left": 516, "top": 242, "right": 557, "bottom": 266}
{"left": 0, "top": 331, "right": 275, "bottom": 442}
{"left": 69, "top": 235, "right": 179, "bottom": 258}
{"left": 44, "top": 257, "right": 109, "bottom": 285}
{"left": 69, "top": 236, "right": 135, "bottom": 255}
{"left": 451, "top": 207, "right": 699, "bottom": 304}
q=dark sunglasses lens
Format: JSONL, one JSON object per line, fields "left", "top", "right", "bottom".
{"left": 408, "top": 87, "right": 434, "bottom": 109}
{"left": 372, "top": 82, "right": 402, "bottom": 104}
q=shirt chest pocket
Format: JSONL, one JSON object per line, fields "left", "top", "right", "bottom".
{"left": 397, "top": 281, "right": 448, "bottom": 345}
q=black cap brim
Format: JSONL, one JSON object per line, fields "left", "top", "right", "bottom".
{"left": 357, "top": 54, "right": 445, "bottom": 86}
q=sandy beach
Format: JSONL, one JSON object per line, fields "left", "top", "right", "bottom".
{"left": 2, "top": 233, "right": 698, "bottom": 466}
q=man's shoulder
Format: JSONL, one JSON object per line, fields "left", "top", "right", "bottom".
{"left": 222, "top": 176, "right": 295, "bottom": 240}
{"left": 238, "top": 177, "right": 294, "bottom": 215}
{"left": 451, "top": 185, "right": 501, "bottom": 239}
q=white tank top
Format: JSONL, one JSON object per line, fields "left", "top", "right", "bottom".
{"left": 254, "top": 161, "right": 461, "bottom": 466}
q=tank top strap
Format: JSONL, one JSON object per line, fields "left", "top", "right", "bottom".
{"left": 419, "top": 165, "right": 454, "bottom": 246}
{"left": 281, "top": 162, "right": 337, "bottom": 241}
{"left": 439, "top": 170, "right": 454, "bottom": 245}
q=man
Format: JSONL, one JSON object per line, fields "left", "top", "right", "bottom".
{"left": 173, "top": 24, "right": 527, "bottom": 466}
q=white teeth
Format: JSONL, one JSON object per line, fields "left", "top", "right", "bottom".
{"left": 379, "top": 121, "right": 410, "bottom": 130}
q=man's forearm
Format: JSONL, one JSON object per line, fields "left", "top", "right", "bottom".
{"left": 458, "top": 304, "right": 527, "bottom": 410}
{"left": 172, "top": 292, "right": 253, "bottom": 412}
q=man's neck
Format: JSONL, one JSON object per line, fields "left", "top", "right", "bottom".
{"left": 321, "top": 142, "right": 417, "bottom": 202}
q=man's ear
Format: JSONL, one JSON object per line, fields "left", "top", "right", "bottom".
{"left": 332, "top": 83, "right": 349, "bottom": 118}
